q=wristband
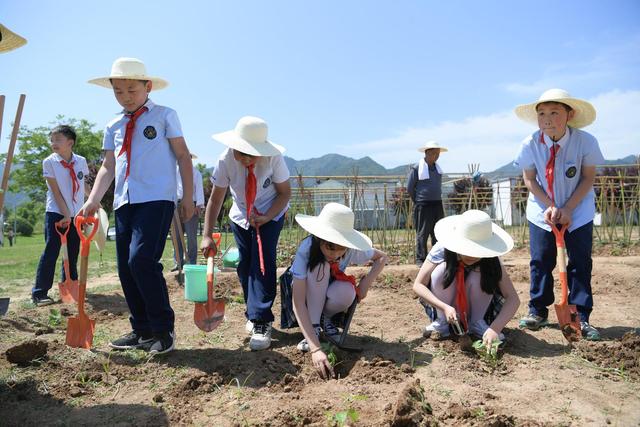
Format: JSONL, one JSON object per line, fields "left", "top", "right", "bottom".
{"left": 310, "top": 347, "right": 322, "bottom": 354}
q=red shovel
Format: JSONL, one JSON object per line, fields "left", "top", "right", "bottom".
{"left": 56, "top": 221, "right": 79, "bottom": 304}
{"left": 194, "top": 233, "right": 225, "bottom": 332}
{"left": 551, "top": 224, "right": 582, "bottom": 343}
{"left": 65, "top": 215, "right": 98, "bottom": 349}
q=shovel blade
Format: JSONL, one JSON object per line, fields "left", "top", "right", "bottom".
{"left": 65, "top": 314, "right": 96, "bottom": 349}
{"left": 194, "top": 298, "right": 225, "bottom": 332}
{"left": 554, "top": 303, "right": 582, "bottom": 342}
{"left": 58, "top": 280, "right": 79, "bottom": 304}
{"left": 0, "top": 297, "right": 10, "bottom": 316}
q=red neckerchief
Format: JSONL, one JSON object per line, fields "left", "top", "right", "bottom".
{"left": 454, "top": 261, "right": 468, "bottom": 332}
{"left": 245, "top": 163, "right": 265, "bottom": 275}
{"left": 329, "top": 260, "right": 360, "bottom": 301}
{"left": 540, "top": 132, "right": 560, "bottom": 204}
{"left": 60, "top": 159, "right": 79, "bottom": 203}
{"left": 118, "top": 106, "right": 148, "bottom": 180}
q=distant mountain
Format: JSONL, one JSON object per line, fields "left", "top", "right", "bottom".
{"left": 284, "top": 154, "right": 405, "bottom": 176}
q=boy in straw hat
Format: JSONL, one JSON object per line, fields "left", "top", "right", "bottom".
{"left": 291, "top": 203, "right": 387, "bottom": 379}
{"left": 0, "top": 23, "right": 27, "bottom": 53}
{"left": 513, "top": 88, "right": 604, "bottom": 340}
{"left": 413, "top": 210, "right": 520, "bottom": 347}
{"left": 80, "top": 57, "right": 194, "bottom": 354}
{"left": 407, "top": 141, "right": 448, "bottom": 265}
{"left": 201, "top": 116, "right": 291, "bottom": 351}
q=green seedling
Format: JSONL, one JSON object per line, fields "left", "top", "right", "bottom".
{"left": 48, "top": 308, "right": 62, "bottom": 327}
{"left": 321, "top": 342, "right": 339, "bottom": 367}
{"left": 326, "top": 408, "right": 359, "bottom": 427}
{"left": 472, "top": 339, "right": 502, "bottom": 368}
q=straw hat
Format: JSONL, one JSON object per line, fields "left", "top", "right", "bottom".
{"left": 514, "top": 88, "right": 596, "bottom": 129}
{"left": 190, "top": 153, "right": 198, "bottom": 159}
{"left": 88, "top": 57, "right": 169, "bottom": 90}
{"left": 0, "top": 23, "right": 27, "bottom": 53}
{"left": 295, "top": 203, "right": 372, "bottom": 251}
{"left": 417, "top": 141, "right": 448, "bottom": 153}
{"left": 92, "top": 208, "right": 109, "bottom": 253}
{"left": 212, "top": 116, "right": 285, "bottom": 157}
{"left": 434, "top": 210, "right": 513, "bottom": 258}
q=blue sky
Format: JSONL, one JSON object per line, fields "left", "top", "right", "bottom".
{"left": 2, "top": 1, "right": 639, "bottom": 173}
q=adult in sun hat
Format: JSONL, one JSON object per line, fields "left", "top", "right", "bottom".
{"left": 80, "top": 57, "right": 194, "bottom": 355}
{"left": 407, "top": 141, "right": 448, "bottom": 265}
{"left": 290, "top": 203, "right": 387, "bottom": 379}
{"left": 0, "top": 23, "right": 27, "bottom": 53}
{"left": 201, "top": 116, "right": 291, "bottom": 351}
{"left": 173, "top": 152, "right": 206, "bottom": 267}
{"left": 513, "top": 88, "right": 604, "bottom": 341}
{"left": 413, "top": 210, "right": 520, "bottom": 347}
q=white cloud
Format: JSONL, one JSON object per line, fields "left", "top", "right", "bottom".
{"left": 343, "top": 89, "right": 640, "bottom": 173}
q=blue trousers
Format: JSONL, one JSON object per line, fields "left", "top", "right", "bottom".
{"left": 33, "top": 212, "right": 80, "bottom": 298}
{"left": 231, "top": 216, "right": 285, "bottom": 323}
{"left": 115, "top": 201, "right": 175, "bottom": 333}
{"left": 528, "top": 221, "right": 594, "bottom": 322}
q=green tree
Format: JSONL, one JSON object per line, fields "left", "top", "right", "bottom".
{"left": 6, "top": 116, "right": 115, "bottom": 214}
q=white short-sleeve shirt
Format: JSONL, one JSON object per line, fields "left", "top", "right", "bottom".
{"left": 177, "top": 165, "right": 205, "bottom": 207}
{"left": 290, "top": 236, "right": 375, "bottom": 280}
{"left": 514, "top": 127, "right": 605, "bottom": 232}
{"left": 426, "top": 241, "right": 446, "bottom": 264}
{"left": 211, "top": 148, "right": 290, "bottom": 229}
{"left": 103, "top": 99, "right": 183, "bottom": 211}
{"left": 43, "top": 153, "right": 89, "bottom": 216}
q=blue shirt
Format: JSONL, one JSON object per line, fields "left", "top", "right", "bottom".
{"left": 103, "top": 99, "right": 183, "bottom": 211}
{"left": 290, "top": 236, "right": 374, "bottom": 280}
{"left": 514, "top": 127, "right": 604, "bottom": 232}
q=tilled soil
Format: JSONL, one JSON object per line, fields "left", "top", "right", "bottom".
{"left": 1, "top": 255, "right": 639, "bottom": 426}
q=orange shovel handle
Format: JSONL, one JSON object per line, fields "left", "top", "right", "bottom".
{"left": 75, "top": 215, "right": 99, "bottom": 257}
{"left": 551, "top": 224, "right": 570, "bottom": 306}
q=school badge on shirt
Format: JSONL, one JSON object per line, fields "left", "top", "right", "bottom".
{"left": 262, "top": 177, "right": 271, "bottom": 188}
{"left": 143, "top": 126, "right": 157, "bottom": 140}
{"left": 77, "top": 171, "right": 84, "bottom": 180}
{"left": 565, "top": 166, "right": 577, "bottom": 178}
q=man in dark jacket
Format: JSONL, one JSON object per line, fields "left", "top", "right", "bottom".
{"left": 407, "top": 141, "right": 448, "bottom": 264}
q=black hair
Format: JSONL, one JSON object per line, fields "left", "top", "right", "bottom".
{"left": 306, "top": 235, "right": 348, "bottom": 273}
{"left": 49, "top": 125, "right": 77, "bottom": 146}
{"left": 441, "top": 249, "right": 502, "bottom": 295}
{"left": 109, "top": 78, "right": 150, "bottom": 86}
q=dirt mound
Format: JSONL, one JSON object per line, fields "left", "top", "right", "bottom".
{"left": 576, "top": 331, "right": 640, "bottom": 381}
{"left": 344, "top": 356, "right": 409, "bottom": 384}
{"left": 389, "top": 379, "right": 435, "bottom": 426}
{"left": 5, "top": 340, "right": 48, "bottom": 366}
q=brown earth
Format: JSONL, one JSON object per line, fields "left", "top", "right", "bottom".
{"left": 1, "top": 254, "right": 639, "bottom": 426}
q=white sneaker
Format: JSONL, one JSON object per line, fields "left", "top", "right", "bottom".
{"left": 245, "top": 319, "right": 254, "bottom": 335}
{"left": 249, "top": 321, "right": 272, "bottom": 351}
{"left": 469, "top": 319, "right": 504, "bottom": 341}
{"left": 423, "top": 319, "right": 450, "bottom": 338}
{"left": 296, "top": 325, "right": 322, "bottom": 353}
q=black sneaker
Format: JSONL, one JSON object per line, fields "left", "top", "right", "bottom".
{"left": 149, "top": 331, "right": 175, "bottom": 355}
{"left": 109, "top": 331, "right": 154, "bottom": 350}
{"left": 32, "top": 295, "right": 55, "bottom": 307}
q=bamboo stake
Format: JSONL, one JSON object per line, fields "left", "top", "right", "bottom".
{"left": 0, "top": 94, "right": 26, "bottom": 216}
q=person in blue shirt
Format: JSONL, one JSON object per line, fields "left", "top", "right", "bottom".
{"left": 514, "top": 89, "right": 605, "bottom": 341}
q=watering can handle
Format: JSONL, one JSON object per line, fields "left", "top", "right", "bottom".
{"left": 75, "top": 215, "right": 99, "bottom": 256}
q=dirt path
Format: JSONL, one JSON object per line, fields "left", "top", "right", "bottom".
{"left": 1, "top": 255, "right": 639, "bottom": 426}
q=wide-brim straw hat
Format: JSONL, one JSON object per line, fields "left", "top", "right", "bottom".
{"left": 417, "top": 141, "right": 448, "bottom": 153}
{"left": 213, "top": 116, "right": 285, "bottom": 157}
{"left": 92, "top": 208, "right": 109, "bottom": 253}
{"left": 514, "top": 88, "right": 596, "bottom": 129}
{"left": 0, "top": 23, "right": 27, "bottom": 53}
{"left": 295, "top": 202, "right": 372, "bottom": 251}
{"left": 88, "top": 57, "right": 168, "bottom": 90}
{"left": 434, "top": 210, "right": 513, "bottom": 258}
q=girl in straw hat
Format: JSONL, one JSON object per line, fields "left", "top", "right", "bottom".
{"left": 513, "top": 88, "right": 604, "bottom": 340}
{"left": 291, "top": 203, "right": 387, "bottom": 380}
{"left": 0, "top": 23, "right": 27, "bottom": 53}
{"left": 201, "top": 116, "right": 291, "bottom": 351}
{"left": 413, "top": 210, "right": 520, "bottom": 348}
